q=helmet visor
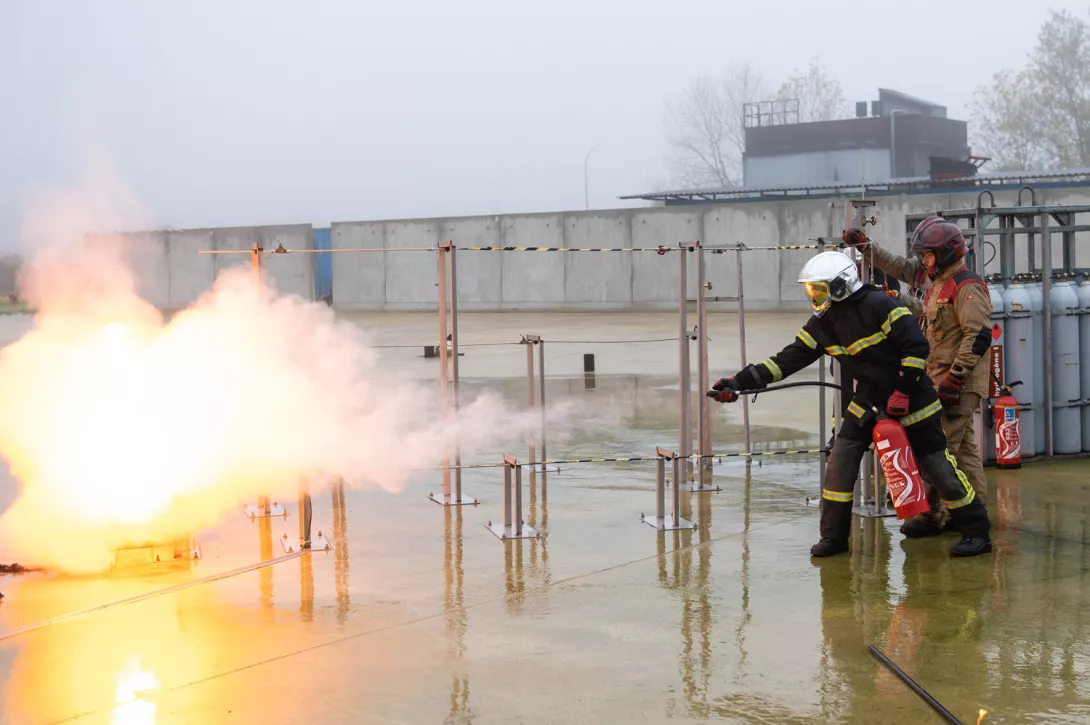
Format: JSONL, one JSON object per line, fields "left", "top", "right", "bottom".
{"left": 804, "top": 281, "right": 830, "bottom": 311}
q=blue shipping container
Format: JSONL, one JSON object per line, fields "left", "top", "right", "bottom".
{"left": 313, "top": 227, "right": 333, "bottom": 304}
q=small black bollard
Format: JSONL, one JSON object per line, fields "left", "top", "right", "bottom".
{"left": 583, "top": 353, "right": 595, "bottom": 373}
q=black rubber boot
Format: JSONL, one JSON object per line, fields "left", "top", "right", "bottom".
{"left": 946, "top": 499, "right": 992, "bottom": 557}
{"left": 811, "top": 538, "right": 850, "bottom": 558}
{"left": 950, "top": 536, "right": 992, "bottom": 557}
{"left": 900, "top": 515, "right": 943, "bottom": 539}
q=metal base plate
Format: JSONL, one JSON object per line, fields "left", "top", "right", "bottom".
{"left": 245, "top": 503, "right": 288, "bottom": 520}
{"left": 640, "top": 514, "right": 696, "bottom": 531}
{"left": 429, "top": 493, "right": 479, "bottom": 507}
{"left": 853, "top": 505, "right": 897, "bottom": 518}
{"left": 486, "top": 522, "right": 540, "bottom": 540}
{"left": 521, "top": 463, "right": 560, "bottom": 473}
{"left": 280, "top": 532, "right": 332, "bottom": 553}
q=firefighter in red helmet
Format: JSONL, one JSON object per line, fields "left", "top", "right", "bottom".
{"left": 710, "top": 250, "right": 992, "bottom": 558}
{"left": 843, "top": 217, "right": 993, "bottom": 539}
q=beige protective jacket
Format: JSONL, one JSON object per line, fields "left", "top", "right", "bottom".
{"left": 859, "top": 244, "right": 993, "bottom": 398}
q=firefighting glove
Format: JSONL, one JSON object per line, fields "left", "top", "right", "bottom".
{"left": 886, "top": 390, "right": 911, "bottom": 418}
{"left": 710, "top": 365, "right": 764, "bottom": 403}
{"left": 937, "top": 365, "right": 968, "bottom": 405}
{"left": 841, "top": 228, "right": 869, "bottom": 247}
{"left": 710, "top": 377, "right": 741, "bottom": 403}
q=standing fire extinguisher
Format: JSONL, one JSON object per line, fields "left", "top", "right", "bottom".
{"left": 872, "top": 412, "right": 931, "bottom": 520}
{"left": 993, "top": 381, "right": 1023, "bottom": 470}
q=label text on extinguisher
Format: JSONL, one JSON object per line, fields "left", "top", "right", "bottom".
{"left": 989, "top": 344, "right": 1003, "bottom": 398}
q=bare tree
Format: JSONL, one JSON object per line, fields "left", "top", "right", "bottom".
{"left": 972, "top": 9, "right": 1090, "bottom": 170}
{"left": 666, "top": 64, "right": 766, "bottom": 189}
{"left": 775, "top": 59, "right": 850, "bottom": 123}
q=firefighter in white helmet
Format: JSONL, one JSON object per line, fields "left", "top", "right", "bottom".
{"left": 710, "top": 251, "right": 992, "bottom": 558}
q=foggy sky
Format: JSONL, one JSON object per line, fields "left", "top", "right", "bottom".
{"left": 2, "top": 0, "right": 1085, "bottom": 252}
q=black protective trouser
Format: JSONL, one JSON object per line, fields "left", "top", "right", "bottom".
{"left": 819, "top": 395, "right": 990, "bottom": 543}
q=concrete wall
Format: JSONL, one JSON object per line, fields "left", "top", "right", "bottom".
{"left": 88, "top": 184, "right": 1090, "bottom": 312}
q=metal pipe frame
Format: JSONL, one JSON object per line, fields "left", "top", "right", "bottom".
{"left": 430, "top": 242, "right": 476, "bottom": 507}
{"left": 735, "top": 245, "right": 751, "bottom": 456}
{"left": 1042, "top": 212, "right": 1054, "bottom": 457}
{"left": 678, "top": 243, "right": 695, "bottom": 480}
{"left": 641, "top": 448, "right": 695, "bottom": 531}
{"left": 487, "top": 455, "right": 539, "bottom": 540}
{"left": 521, "top": 334, "right": 556, "bottom": 474}
{"left": 686, "top": 243, "right": 718, "bottom": 492}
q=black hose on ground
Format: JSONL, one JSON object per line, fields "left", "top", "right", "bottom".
{"left": 868, "top": 645, "right": 965, "bottom": 724}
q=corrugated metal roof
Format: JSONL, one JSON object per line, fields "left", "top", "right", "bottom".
{"left": 619, "top": 168, "right": 1090, "bottom": 201}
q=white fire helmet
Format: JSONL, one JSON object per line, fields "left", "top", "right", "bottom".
{"left": 797, "top": 250, "right": 863, "bottom": 317}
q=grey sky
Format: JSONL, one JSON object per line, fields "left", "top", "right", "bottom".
{"left": 1, "top": 0, "right": 1085, "bottom": 251}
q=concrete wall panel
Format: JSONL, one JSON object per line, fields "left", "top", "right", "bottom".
{"left": 259, "top": 224, "right": 314, "bottom": 300}
{"left": 631, "top": 209, "right": 699, "bottom": 307}
{"left": 127, "top": 232, "right": 170, "bottom": 309}
{"left": 211, "top": 227, "right": 258, "bottom": 283}
{"left": 500, "top": 215, "right": 565, "bottom": 308}
{"left": 702, "top": 205, "right": 784, "bottom": 309}
{"left": 444, "top": 217, "right": 501, "bottom": 309}
{"left": 331, "top": 221, "right": 385, "bottom": 309}
{"left": 385, "top": 221, "right": 439, "bottom": 308}
{"left": 563, "top": 213, "right": 632, "bottom": 306}
{"left": 166, "top": 229, "right": 215, "bottom": 309}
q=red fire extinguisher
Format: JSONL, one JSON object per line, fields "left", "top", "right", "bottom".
{"left": 993, "top": 381, "right": 1023, "bottom": 470}
{"left": 872, "top": 413, "right": 931, "bottom": 520}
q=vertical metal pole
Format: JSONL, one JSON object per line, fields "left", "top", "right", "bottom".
{"left": 503, "top": 460, "right": 513, "bottom": 528}
{"left": 526, "top": 340, "right": 536, "bottom": 465}
{"left": 448, "top": 242, "right": 463, "bottom": 499}
{"left": 817, "top": 238, "right": 827, "bottom": 492}
{"left": 514, "top": 458, "right": 524, "bottom": 535}
{"left": 679, "top": 245, "right": 691, "bottom": 474}
{"left": 656, "top": 452, "right": 666, "bottom": 522}
{"left": 437, "top": 248, "right": 452, "bottom": 500}
{"left": 538, "top": 340, "right": 547, "bottom": 465}
{"left": 252, "top": 244, "right": 271, "bottom": 517}
{"left": 672, "top": 454, "right": 682, "bottom": 528}
{"left": 1000, "top": 215, "right": 1015, "bottom": 281}
{"left": 1042, "top": 212, "right": 1054, "bottom": 457}
{"left": 298, "top": 479, "right": 313, "bottom": 549}
{"left": 697, "top": 243, "right": 710, "bottom": 487}
{"left": 735, "top": 246, "right": 751, "bottom": 455}
{"left": 872, "top": 448, "right": 881, "bottom": 515}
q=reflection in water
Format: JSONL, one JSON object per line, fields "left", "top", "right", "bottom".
{"left": 258, "top": 515, "right": 274, "bottom": 615}
{"left": 654, "top": 467, "right": 714, "bottom": 717}
{"left": 504, "top": 472, "right": 552, "bottom": 614}
{"left": 333, "top": 480, "right": 351, "bottom": 624}
{"left": 112, "top": 656, "right": 159, "bottom": 725}
{"left": 445, "top": 505, "right": 473, "bottom": 723}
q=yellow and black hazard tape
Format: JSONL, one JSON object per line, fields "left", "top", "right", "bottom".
{"left": 709, "top": 244, "right": 823, "bottom": 253}
{"left": 463, "top": 246, "right": 674, "bottom": 253}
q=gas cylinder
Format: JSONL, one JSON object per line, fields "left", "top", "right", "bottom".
{"left": 873, "top": 416, "right": 931, "bottom": 520}
{"left": 1002, "top": 279, "right": 1037, "bottom": 457}
{"left": 1050, "top": 277, "right": 1081, "bottom": 454}
{"left": 993, "top": 383, "right": 1022, "bottom": 469}
{"left": 1026, "top": 276, "right": 1046, "bottom": 454}
{"left": 984, "top": 278, "right": 1007, "bottom": 464}
{"left": 1078, "top": 278, "right": 1090, "bottom": 451}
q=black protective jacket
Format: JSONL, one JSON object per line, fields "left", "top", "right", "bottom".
{"left": 733, "top": 286, "right": 939, "bottom": 422}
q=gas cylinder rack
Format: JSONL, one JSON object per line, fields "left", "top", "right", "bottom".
{"left": 903, "top": 191, "right": 1090, "bottom": 461}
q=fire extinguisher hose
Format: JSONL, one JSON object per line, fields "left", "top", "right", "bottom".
{"left": 705, "top": 380, "right": 860, "bottom": 400}
{"left": 868, "top": 645, "right": 965, "bottom": 724}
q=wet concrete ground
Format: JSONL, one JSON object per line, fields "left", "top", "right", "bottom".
{"left": 0, "top": 312, "right": 1088, "bottom": 724}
